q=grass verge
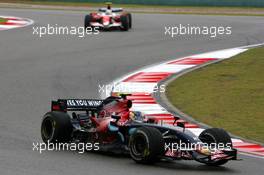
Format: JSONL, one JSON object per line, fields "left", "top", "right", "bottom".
{"left": 0, "top": 0, "right": 264, "bottom": 16}
{"left": 0, "top": 17, "right": 7, "bottom": 23}
{"left": 167, "top": 46, "right": 264, "bottom": 143}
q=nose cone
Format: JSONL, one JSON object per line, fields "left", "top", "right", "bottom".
{"left": 103, "top": 21, "right": 110, "bottom": 26}
{"left": 102, "top": 16, "right": 111, "bottom": 26}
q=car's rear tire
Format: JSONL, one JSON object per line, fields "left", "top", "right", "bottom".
{"left": 128, "top": 13, "right": 132, "bottom": 28}
{"left": 120, "top": 15, "right": 129, "bottom": 31}
{"left": 84, "top": 14, "right": 92, "bottom": 29}
{"left": 41, "top": 111, "right": 72, "bottom": 143}
{"left": 129, "top": 127, "right": 164, "bottom": 164}
{"left": 199, "top": 128, "right": 232, "bottom": 166}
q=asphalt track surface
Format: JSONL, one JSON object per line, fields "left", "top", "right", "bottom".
{"left": 0, "top": 7, "right": 264, "bottom": 175}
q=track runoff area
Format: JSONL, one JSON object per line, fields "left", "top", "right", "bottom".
{"left": 106, "top": 44, "right": 264, "bottom": 158}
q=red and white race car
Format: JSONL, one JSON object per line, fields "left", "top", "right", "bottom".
{"left": 84, "top": 3, "right": 132, "bottom": 31}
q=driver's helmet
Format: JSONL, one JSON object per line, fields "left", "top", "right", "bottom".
{"left": 129, "top": 111, "right": 145, "bottom": 121}
{"left": 105, "top": 9, "right": 112, "bottom": 15}
{"left": 106, "top": 2, "right": 112, "bottom": 10}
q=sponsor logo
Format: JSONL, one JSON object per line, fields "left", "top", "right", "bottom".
{"left": 67, "top": 99, "right": 103, "bottom": 107}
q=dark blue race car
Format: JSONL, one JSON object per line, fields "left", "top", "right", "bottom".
{"left": 41, "top": 94, "right": 237, "bottom": 166}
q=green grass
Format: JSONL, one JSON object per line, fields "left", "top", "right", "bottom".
{"left": 1, "top": 1, "right": 260, "bottom": 9}
{"left": 1, "top": 0, "right": 264, "bottom": 16}
{"left": 167, "top": 46, "right": 264, "bottom": 143}
{"left": 0, "top": 17, "right": 7, "bottom": 23}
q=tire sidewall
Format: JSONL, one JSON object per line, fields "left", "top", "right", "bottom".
{"left": 41, "top": 112, "right": 72, "bottom": 143}
{"left": 85, "top": 14, "right": 91, "bottom": 29}
{"left": 120, "top": 15, "right": 129, "bottom": 31}
{"left": 130, "top": 130, "right": 150, "bottom": 162}
{"left": 199, "top": 128, "right": 232, "bottom": 166}
{"left": 129, "top": 127, "right": 164, "bottom": 164}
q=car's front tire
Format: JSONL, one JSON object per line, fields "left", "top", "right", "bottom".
{"left": 120, "top": 15, "right": 129, "bottom": 31}
{"left": 84, "top": 14, "right": 92, "bottom": 29}
{"left": 41, "top": 111, "right": 72, "bottom": 143}
{"left": 129, "top": 127, "right": 164, "bottom": 164}
{"left": 127, "top": 13, "right": 132, "bottom": 28}
{"left": 199, "top": 128, "right": 232, "bottom": 166}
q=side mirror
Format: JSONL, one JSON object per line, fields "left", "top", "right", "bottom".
{"left": 173, "top": 116, "right": 180, "bottom": 125}
{"left": 177, "top": 122, "right": 185, "bottom": 132}
{"left": 120, "top": 93, "right": 132, "bottom": 99}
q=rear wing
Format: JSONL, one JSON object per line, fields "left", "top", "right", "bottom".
{"left": 51, "top": 99, "right": 103, "bottom": 112}
{"left": 98, "top": 8, "right": 123, "bottom": 13}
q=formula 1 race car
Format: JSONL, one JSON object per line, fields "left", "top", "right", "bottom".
{"left": 41, "top": 94, "right": 237, "bottom": 166}
{"left": 84, "top": 2, "right": 132, "bottom": 31}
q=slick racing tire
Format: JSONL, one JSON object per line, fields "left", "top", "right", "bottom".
{"left": 199, "top": 128, "right": 232, "bottom": 166}
{"left": 129, "top": 127, "right": 164, "bottom": 164}
{"left": 84, "top": 14, "right": 92, "bottom": 29}
{"left": 41, "top": 111, "right": 72, "bottom": 143}
{"left": 120, "top": 15, "right": 129, "bottom": 31}
{"left": 127, "top": 13, "right": 132, "bottom": 28}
